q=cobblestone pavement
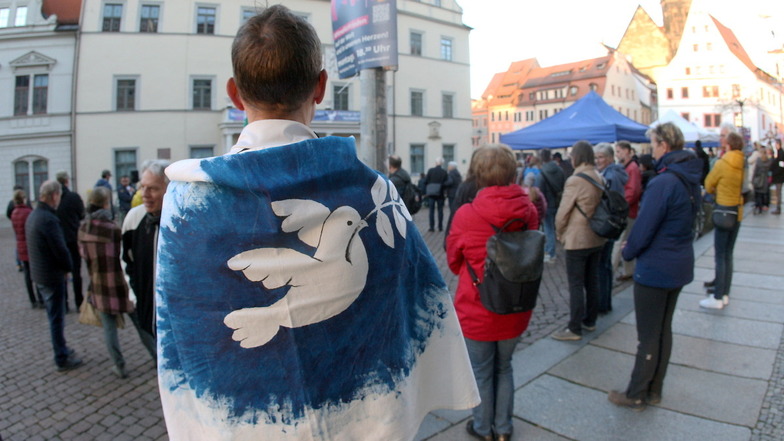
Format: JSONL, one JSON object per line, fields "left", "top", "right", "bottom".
{"left": 0, "top": 208, "right": 656, "bottom": 441}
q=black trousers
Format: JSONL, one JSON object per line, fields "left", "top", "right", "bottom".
{"left": 565, "top": 246, "right": 602, "bottom": 335}
{"left": 626, "top": 282, "right": 681, "bottom": 399}
{"left": 66, "top": 241, "right": 83, "bottom": 308}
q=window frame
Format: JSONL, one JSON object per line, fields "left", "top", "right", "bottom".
{"left": 410, "top": 31, "right": 423, "bottom": 56}
{"left": 114, "top": 75, "right": 139, "bottom": 111}
{"left": 139, "top": 3, "right": 161, "bottom": 33}
{"left": 441, "top": 92, "right": 454, "bottom": 119}
{"left": 191, "top": 76, "right": 214, "bottom": 110}
{"left": 102, "top": 2, "right": 124, "bottom": 32}
{"left": 410, "top": 90, "right": 424, "bottom": 117}
{"left": 189, "top": 145, "right": 214, "bottom": 159}
{"left": 440, "top": 36, "right": 453, "bottom": 61}
{"left": 333, "top": 83, "right": 350, "bottom": 111}
{"left": 195, "top": 4, "right": 217, "bottom": 35}
{"left": 410, "top": 144, "right": 425, "bottom": 175}
{"left": 114, "top": 149, "right": 138, "bottom": 188}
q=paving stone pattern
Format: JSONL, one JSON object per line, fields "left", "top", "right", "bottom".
{"left": 2, "top": 203, "right": 781, "bottom": 441}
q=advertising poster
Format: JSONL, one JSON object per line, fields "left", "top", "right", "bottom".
{"left": 331, "top": 0, "right": 398, "bottom": 79}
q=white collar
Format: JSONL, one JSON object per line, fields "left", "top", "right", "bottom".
{"left": 228, "top": 120, "right": 318, "bottom": 154}
{"left": 166, "top": 120, "right": 318, "bottom": 182}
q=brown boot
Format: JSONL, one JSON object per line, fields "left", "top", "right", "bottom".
{"left": 608, "top": 390, "right": 646, "bottom": 411}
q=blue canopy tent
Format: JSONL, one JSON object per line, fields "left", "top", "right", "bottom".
{"left": 500, "top": 91, "right": 651, "bottom": 150}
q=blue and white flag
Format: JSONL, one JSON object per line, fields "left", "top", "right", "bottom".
{"left": 156, "top": 137, "right": 479, "bottom": 440}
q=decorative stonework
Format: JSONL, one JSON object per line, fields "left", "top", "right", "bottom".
{"left": 9, "top": 51, "right": 56, "bottom": 71}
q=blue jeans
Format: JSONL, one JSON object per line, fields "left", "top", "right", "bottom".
{"left": 597, "top": 240, "right": 615, "bottom": 313}
{"left": 566, "top": 246, "right": 602, "bottom": 334}
{"left": 37, "top": 281, "right": 70, "bottom": 366}
{"left": 428, "top": 197, "right": 445, "bottom": 230}
{"left": 543, "top": 210, "right": 556, "bottom": 259}
{"left": 713, "top": 222, "right": 740, "bottom": 298}
{"left": 98, "top": 310, "right": 125, "bottom": 369}
{"left": 464, "top": 337, "right": 518, "bottom": 437}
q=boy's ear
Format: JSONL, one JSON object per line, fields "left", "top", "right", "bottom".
{"left": 313, "top": 70, "right": 327, "bottom": 105}
{"left": 226, "top": 78, "right": 245, "bottom": 110}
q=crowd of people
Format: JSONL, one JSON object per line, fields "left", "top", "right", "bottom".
{"left": 6, "top": 5, "right": 783, "bottom": 441}
{"left": 8, "top": 164, "right": 166, "bottom": 375}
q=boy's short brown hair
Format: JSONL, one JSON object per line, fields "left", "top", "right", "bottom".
{"left": 232, "top": 5, "right": 322, "bottom": 113}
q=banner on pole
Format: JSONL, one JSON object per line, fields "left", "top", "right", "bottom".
{"left": 331, "top": 0, "right": 398, "bottom": 79}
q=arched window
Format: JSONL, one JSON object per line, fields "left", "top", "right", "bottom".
{"left": 14, "top": 156, "right": 48, "bottom": 201}
{"left": 589, "top": 83, "right": 598, "bottom": 92}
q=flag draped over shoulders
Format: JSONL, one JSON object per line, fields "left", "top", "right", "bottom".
{"left": 156, "top": 136, "right": 478, "bottom": 441}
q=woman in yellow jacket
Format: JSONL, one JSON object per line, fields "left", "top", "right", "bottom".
{"left": 701, "top": 130, "right": 745, "bottom": 309}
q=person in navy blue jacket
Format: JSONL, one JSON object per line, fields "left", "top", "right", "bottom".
{"left": 608, "top": 122, "right": 701, "bottom": 411}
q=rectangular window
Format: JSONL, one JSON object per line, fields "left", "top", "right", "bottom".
{"left": 190, "top": 146, "right": 214, "bottom": 158}
{"left": 693, "top": 44, "right": 698, "bottom": 52}
{"left": 410, "top": 31, "right": 422, "bottom": 56}
{"left": 526, "top": 110, "right": 534, "bottom": 121}
{"left": 440, "top": 37, "right": 452, "bottom": 61}
{"left": 702, "top": 85, "right": 719, "bottom": 97}
{"left": 333, "top": 85, "right": 349, "bottom": 111}
{"left": 681, "top": 112, "right": 690, "bottom": 121}
{"left": 410, "top": 144, "right": 425, "bottom": 175}
{"left": 704, "top": 113, "right": 721, "bottom": 128}
{"left": 442, "top": 144, "right": 454, "bottom": 164}
{"left": 14, "top": 6, "right": 26, "bottom": 25}
{"left": 685, "top": 67, "right": 691, "bottom": 75}
{"left": 732, "top": 84, "right": 741, "bottom": 98}
{"left": 140, "top": 4, "right": 160, "bottom": 32}
{"left": 114, "top": 150, "right": 137, "bottom": 186}
{"left": 441, "top": 93, "right": 453, "bottom": 118}
{"left": 681, "top": 87, "right": 689, "bottom": 99}
{"left": 0, "top": 8, "right": 9, "bottom": 27}
{"left": 196, "top": 6, "right": 216, "bottom": 34}
{"left": 116, "top": 79, "right": 136, "bottom": 111}
{"left": 14, "top": 76, "right": 29, "bottom": 116}
{"left": 32, "top": 74, "right": 48, "bottom": 114}
{"left": 411, "top": 91, "right": 423, "bottom": 116}
{"left": 103, "top": 3, "right": 123, "bottom": 32}
{"left": 241, "top": 8, "right": 255, "bottom": 25}
{"left": 192, "top": 79, "right": 212, "bottom": 110}
{"left": 666, "top": 88, "right": 673, "bottom": 99}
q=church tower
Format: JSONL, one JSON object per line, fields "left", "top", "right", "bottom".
{"left": 661, "top": 0, "right": 692, "bottom": 53}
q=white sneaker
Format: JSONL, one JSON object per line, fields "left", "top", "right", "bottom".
{"left": 723, "top": 295, "right": 729, "bottom": 306}
{"left": 544, "top": 255, "right": 556, "bottom": 264}
{"left": 700, "top": 297, "right": 724, "bottom": 309}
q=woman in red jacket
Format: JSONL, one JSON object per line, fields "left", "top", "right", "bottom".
{"left": 11, "top": 189, "right": 42, "bottom": 308}
{"left": 447, "top": 144, "right": 539, "bottom": 441}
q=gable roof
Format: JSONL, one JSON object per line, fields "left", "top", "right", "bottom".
{"left": 710, "top": 15, "right": 778, "bottom": 84}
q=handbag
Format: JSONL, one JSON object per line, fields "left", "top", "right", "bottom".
{"left": 78, "top": 295, "right": 102, "bottom": 327}
{"left": 712, "top": 204, "right": 738, "bottom": 230}
{"left": 425, "top": 182, "right": 442, "bottom": 197}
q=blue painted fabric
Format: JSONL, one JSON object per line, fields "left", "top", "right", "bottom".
{"left": 156, "top": 136, "right": 478, "bottom": 440}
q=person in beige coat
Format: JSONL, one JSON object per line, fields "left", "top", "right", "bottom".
{"left": 552, "top": 141, "right": 607, "bottom": 341}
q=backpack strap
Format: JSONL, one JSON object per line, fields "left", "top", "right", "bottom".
{"left": 574, "top": 172, "right": 605, "bottom": 220}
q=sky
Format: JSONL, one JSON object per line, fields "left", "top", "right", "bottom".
{"left": 458, "top": 0, "right": 784, "bottom": 99}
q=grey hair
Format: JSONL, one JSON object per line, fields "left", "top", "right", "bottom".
{"left": 55, "top": 171, "right": 69, "bottom": 184}
{"left": 720, "top": 122, "right": 737, "bottom": 134}
{"left": 141, "top": 160, "right": 172, "bottom": 184}
{"left": 593, "top": 142, "right": 615, "bottom": 159}
{"left": 39, "top": 180, "right": 62, "bottom": 202}
{"left": 448, "top": 161, "right": 458, "bottom": 168}
{"left": 435, "top": 157, "right": 444, "bottom": 166}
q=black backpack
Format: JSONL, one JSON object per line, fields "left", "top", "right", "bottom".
{"left": 402, "top": 182, "right": 422, "bottom": 215}
{"left": 575, "top": 173, "right": 629, "bottom": 240}
{"left": 466, "top": 218, "right": 545, "bottom": 314}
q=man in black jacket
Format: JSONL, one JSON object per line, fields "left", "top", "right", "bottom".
{"left": 56, "top": 171, "right": 85, "bottom": 310}
{"left": 424, "top": 158, "right": 448, "bottom": 232}
{"left": 536, "top": 149, "right": 565, "bottom": 263}
{"left": 26, "top": 180, "right": 82, "bottom": 372}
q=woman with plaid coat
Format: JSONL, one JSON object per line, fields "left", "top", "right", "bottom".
{"left": 79, "top": 187, "right": 135, "bottom": 378}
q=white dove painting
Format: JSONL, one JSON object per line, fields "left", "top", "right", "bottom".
{"left": 155, "top": 136, "right": 479, "bottom": 441}
{"left": 224, "top": 199, "right": 369, "bottom": 348}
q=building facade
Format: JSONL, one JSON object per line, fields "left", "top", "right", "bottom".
{"left": 69, "top": 0, "right": 471, "bottom": 194}
{"left": 1, "top": 0, "right": 77, "bottom": 203}
{"left": 474, "top": 51, "right": 656, "bottom": 149}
